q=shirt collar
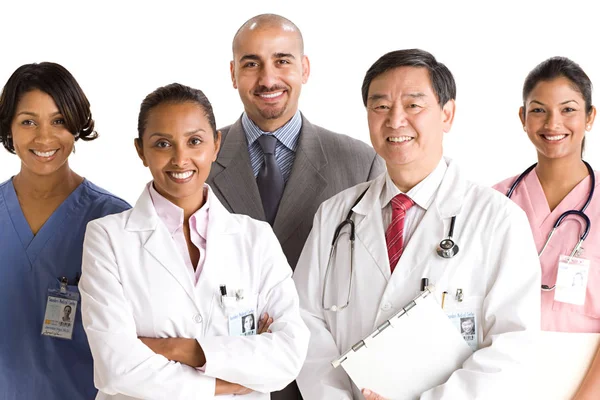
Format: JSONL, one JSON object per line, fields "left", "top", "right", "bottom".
{"left": 241, "top": 110, "right": 302, "bottom": 151}
{"left": 148, "top": 182, "right": 210, "bottom": 239}
{"left": 381, "top": 158, "right": 448, "bottom": 211}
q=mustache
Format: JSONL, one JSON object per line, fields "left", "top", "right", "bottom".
{"left": 253, "top": 85, "right": 288, "bottom": 94}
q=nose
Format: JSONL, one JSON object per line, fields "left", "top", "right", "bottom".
{"left": 543, "top": 111, "right": 562, "bottom": 130}
{"left": 258, "top": 63, "right": 279, "bottom": 90}
{"left": 171, "top": 145, "right": 190, "bottom": 168}
{"left": 33, "top": 122, "right": 55, "bottom": 144}
{"left": 385, "top": 105, "right": 408, "bottom": 130}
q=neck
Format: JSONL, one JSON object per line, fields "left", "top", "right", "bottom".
{"left": 387, "top": 157, "right": 441, "bottom": 193}
{"left": 535, "top": 155, "right": 588, "bottom": 188}
{"left": 158, "top": 186, "right": 206, "bottom": 222}
{"left": 13, "top": 163, "right": 81, "bottom": 199}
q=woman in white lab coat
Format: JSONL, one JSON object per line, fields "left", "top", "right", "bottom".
{"left": 292, "top": 49, "right": 541, "bottom": 399}
{"left": 79, "top": 83, "right": 309, "bottom": 399}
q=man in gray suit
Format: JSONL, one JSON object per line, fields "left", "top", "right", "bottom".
{"left": 209, "top": 13, "right": 384, "bottom": 268}
{"left": 207, "top": 15, "right": 384, "bottom": 397}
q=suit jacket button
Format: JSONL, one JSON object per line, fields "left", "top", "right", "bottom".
{"left": 381, "top": 302, "right": 392, "bottom": 311}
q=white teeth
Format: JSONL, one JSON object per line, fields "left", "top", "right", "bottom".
{"left": 388, "top": 136, "right": 413, "bottom": 143}
{"left": 259, "top": 91, "right": 283, "bottom": 99}
{"left": 544, "top": 134, "right": 567, "bottom": 141}
{"left": 33, "top": 150, "right": 57, "bottom": 157}
{"left": 169, "top": 171, "right": 193, "bottom": 179}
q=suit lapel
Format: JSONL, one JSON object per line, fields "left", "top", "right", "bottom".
{"left": 126, "top": 187, "right": 198, "bottom": 307}
{"left": 212, "top": 119, "right": 265, "bottom": 220}
{"left": 273, "top": 117, "right": 328, "bottom": 244}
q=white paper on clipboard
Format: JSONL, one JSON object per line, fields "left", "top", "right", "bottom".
{"left": 332, "top": 288, "right": 472, "bottom": 400}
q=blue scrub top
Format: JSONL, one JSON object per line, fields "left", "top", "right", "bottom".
{"left": 0, "top": 178, "right": 130, "bottom": 400}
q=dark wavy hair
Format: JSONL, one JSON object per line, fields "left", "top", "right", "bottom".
{"left": 0, "top": 62, "right": 97, "bottom": 153}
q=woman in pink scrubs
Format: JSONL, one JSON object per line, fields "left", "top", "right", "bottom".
{"left": 494, "top": 57, "right": 598, "bottom": 398}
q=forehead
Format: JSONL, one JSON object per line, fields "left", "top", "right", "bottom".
{"left": 368, "top": 67, "right": 435, "bottom": 99}
{"left": 145, "top": 102, "right": 210, "bottom": 134}
{"left": 16, "top": 89, "right": 59, "bottom": 112}
{"left": 233, "top": 26, "right": 302, "bottom": 58}
{"left": 527, "top": 76, "right": 585, "bottom": 102}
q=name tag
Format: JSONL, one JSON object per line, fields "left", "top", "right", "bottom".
{"left": 554, "top": 255, "right": 590, "bottom": 306}
{"left": 41, "top": 283, "right": 79, "bottom": 340}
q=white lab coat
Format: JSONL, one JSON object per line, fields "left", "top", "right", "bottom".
{"left": 293, "top": 158, "right": 541, "bottom": 400}
{"left": 80, "top": 184, "right": 309, "bottom": 400}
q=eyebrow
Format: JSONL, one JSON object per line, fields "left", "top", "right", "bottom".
{"left": 529, "top": 99, "right": 580, "bottom": 106}
{"left": 367, "top": 92, "right": 426, "bottom": 102}
{"left": 16, "top": 111, "right": 62, "bottom": 117}
{"left": 148, "top": 128, "right": 206, "bottom": 139}
{"left": 239, "top": 52, "right": 296, "bottom": 63}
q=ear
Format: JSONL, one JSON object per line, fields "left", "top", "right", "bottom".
{"left": 301, "top": 55, "right": 311, "bottom": 84}
{"left": 441, "top": 99, "right": 456, "bottom": 133}
{"left": 134, "top": 138, "right": 148, "bottom": 167}
{"left": 518, "top": 106, "right": 526, "bottom": 129}
{"left": 230, "top": 61, "right": 237, "bottom": 89}
{"left": 586, "top": 105, "right": 597, "bottom": 130}
{"left": 213, "top": 130, "right": 222, "bottom": 162}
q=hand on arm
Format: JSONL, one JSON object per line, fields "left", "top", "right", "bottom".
{"left": 362, "top": 389, "right": 388, "bottom": 400}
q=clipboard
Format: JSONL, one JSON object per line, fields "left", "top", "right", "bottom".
{"left": 332, "top": 287, "right": 473, "bottom": 399}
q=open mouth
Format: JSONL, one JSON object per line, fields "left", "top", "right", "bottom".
{"left": 387, "top": 136, "right": 413, "bottom": 143}
{"left": 255, "top": 90, "right": 287, "bottom": 102}
{"left": 541, "top": 134, "right": 567, "bottom": 142}
{"left": 167, "top": 170, "right": 195, "bottom": 183}
{"left": 31, "top": 149, "right": 58, "bottom": 158}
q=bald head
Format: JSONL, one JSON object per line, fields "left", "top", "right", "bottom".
{"left": 233, "top": 14, "right": 304, "bottom": 55}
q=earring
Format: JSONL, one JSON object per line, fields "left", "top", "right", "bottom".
{"left": 586, "top": 125, "right": 591, "bottom": 131}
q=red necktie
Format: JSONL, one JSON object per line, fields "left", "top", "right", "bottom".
{"left": 386, "top": 194, "right": 415, "bottom": 273}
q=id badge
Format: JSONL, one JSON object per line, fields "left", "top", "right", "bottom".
{"left": 222, "top": 289, "right": 257, "bottom": 337}
{"left": 554, "top": 255, "right": 590, "bottom": 306}
{"left": 41, "top": 278, "right": 79, "bottom": 340}
{"left": 446, "top": 311, "right": 478, "bottom": 352}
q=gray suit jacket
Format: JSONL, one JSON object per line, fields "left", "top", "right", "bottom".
{"left": 208, "top": 114, "right": 385, "bottom": 270}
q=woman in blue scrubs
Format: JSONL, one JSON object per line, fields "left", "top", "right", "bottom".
{"left": 0, "top": 62, "right": 130, "bottom": 399}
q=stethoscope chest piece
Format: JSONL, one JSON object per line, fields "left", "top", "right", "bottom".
{"left": 437, "top": 238, "right": 459, "bottom": 258}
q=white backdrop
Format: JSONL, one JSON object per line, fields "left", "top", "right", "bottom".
{"left": 1, "top": 0, "right": 598, "bottom": 205}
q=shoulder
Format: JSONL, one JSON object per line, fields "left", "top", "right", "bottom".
{"left": 310, "top": 122, "right": 376, "bottom": 156}
{"left": 81, "top": 180, "right": 131, "bottom": 216}
{"left": 463, "top": 178, "right": 527, "bottom": 223}
{"left": 0, "top": 178, "right": 11, "bottom": 190}
{"left": 492, "top": 174, "right": 519, "bottom": 196}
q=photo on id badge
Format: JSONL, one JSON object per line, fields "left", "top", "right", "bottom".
{"left": 447, "top": 310, "right": 478, "bottom": 352}
{"left": 228, "top": 309, "right": 257, "bottom": 336}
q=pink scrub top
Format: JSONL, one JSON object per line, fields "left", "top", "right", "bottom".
{"left": 494, "top": 169, "right": 600, "bottom": 332}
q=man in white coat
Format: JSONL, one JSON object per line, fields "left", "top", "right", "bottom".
{"left": 292, "top": 49, "right": 541, "bottom": 399}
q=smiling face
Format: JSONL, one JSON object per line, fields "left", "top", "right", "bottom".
{"left": 520, "top": 76, "right": 596, "bottom": 162}
{"left": 230, "top": 25, "right": 310, "bottom": 132}
{"left": 461, "top": 319, "right": 474, "bottom": 334}
{"left": 10, "top": 90, "right": 75, "bottom": 177}
{"left": 366, "top": 66, "right": 454, "bottom": 177}
{"left": 135, "top": 101, "right": 221, "bottom": 210}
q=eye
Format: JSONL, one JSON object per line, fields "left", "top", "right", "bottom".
{"left": 243, "top": 61, "right": 258, "bottom": 68}
{"left": 563, "top": 107, "right": 576, "bottom": 113}
{"left": 371, "top": 104, "right": 390, "bottom": 111}
{"left": 529, "top": 108, "right": 544, "bottom": 113}
{"left": 407, "top": 104, "right": 421, "bottom": 109}
{"left": 189, "top": 137, "right": 202, "bottom": 145}
{"left": 53, "top": 118, "right": 66, "bottom": 125}
{"left": 155, "top": 140, "right": 170, "bottom": 148}
{"left": 277, "top": 59, "right": 291, "bottom": 65}
{"left": 21, "top": 119, "right": 35, "bottom": 126}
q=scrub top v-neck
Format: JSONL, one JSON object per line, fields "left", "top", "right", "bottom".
{"left": 0, "top": 177, "right": 130, "bottom": 400}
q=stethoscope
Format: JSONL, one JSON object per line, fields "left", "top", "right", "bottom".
{"left": 506, "top": 161, "right": 595, "bottom": 291}
{"left": 322, "top": 186, "right": 460, "bottom": 312}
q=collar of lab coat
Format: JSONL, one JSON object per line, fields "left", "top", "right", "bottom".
{"left": 352, "top": 157, "right": 466, "bottom": 220}
{"left": 125, "top": 182, "right": 240, "bottom": 235}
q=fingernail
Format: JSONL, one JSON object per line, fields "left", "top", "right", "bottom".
{"left": 363, "top": 389, "right": 371, "bottom": 396}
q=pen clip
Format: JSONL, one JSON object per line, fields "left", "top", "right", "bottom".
{"left": 59, "top": 277, "right": 68, "bottom": 294}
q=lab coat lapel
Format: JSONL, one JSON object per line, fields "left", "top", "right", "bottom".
{"left": 193, "top": 188, "right": 240, "bottom": 308}
{"left": 125, "top": 187, "right": 197, "bottom": 306}
{"left": 353, "top": 174, "right": 390, "bottom": 280}
{"left": 380, "top": 159, "right": 466, "bottom": 305}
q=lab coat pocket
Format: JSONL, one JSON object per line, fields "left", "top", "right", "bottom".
{"left": 443, "top": 295, "right": 483, "bottom": 352}
{"left": 552, "top": 256, "right": 600, "bottom": 319}
{"left": 213, "top": 291, "right": 259, "bottom": 337}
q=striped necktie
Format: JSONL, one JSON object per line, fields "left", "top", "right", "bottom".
{"left": 385, "top": 194, "right": 415, "bottom": 273}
